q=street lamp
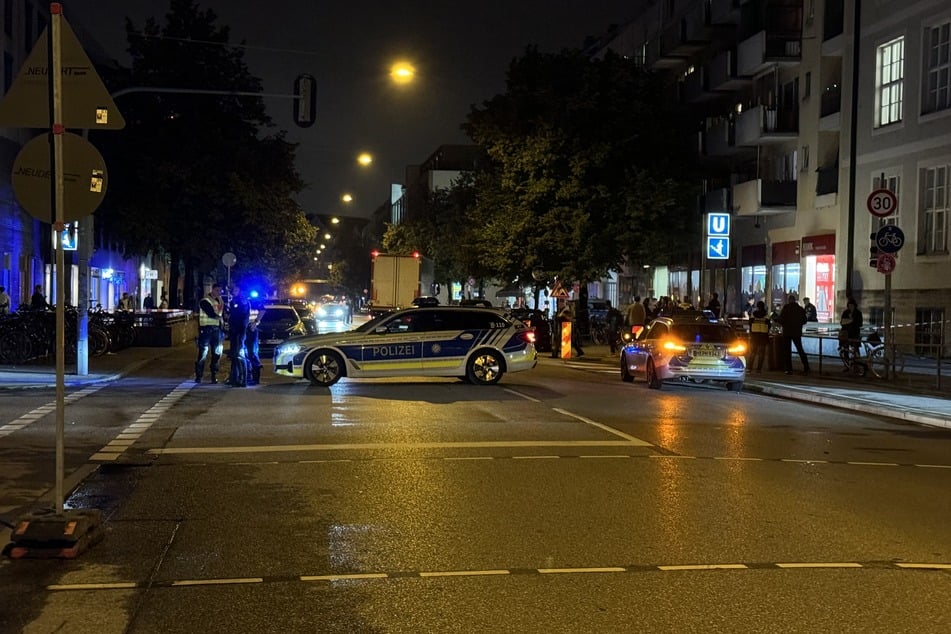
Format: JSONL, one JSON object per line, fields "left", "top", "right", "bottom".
{"left": 341, "top": 193, "right": 353, "bottom": 203}
{"left": 357, "top": 152, "right": 373, "bottom": 167}
{"left": 390, "top": 61, "right": 416, "bottom": 85}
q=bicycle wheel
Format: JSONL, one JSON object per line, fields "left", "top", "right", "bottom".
{"left": 89, "top": 326, "right": 110, "bottom": 357}
{"left": 869, "top": 346, "right": 891, "bottom": 379}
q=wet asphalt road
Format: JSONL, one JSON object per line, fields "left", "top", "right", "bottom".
{"left": 1, "top": 344, "right": 949, "bottom": 633}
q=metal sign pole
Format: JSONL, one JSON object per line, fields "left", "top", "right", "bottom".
{"left": 51, "top": 6, "right": 66, "bottom": 513}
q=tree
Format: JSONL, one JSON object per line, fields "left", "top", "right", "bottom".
{"left": 463, "top": 47, "right": 699, "bottom": 288}
{"left": 91, "top": 0, "right": 318, "bottom": 307}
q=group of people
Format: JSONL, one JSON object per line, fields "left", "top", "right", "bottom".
{"left": 194, "top": 283, "right": 262, "bottom": 387}
{"left": 746, "top": 294, "right": 863, "bottom": 375}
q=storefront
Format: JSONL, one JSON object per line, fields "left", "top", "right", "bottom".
{"left": 771, "top": 241, "right": 801, "bottom": 311}
{"left": 800, "top": 234, "right": 836, "bottom": 322}
{"left": 740, "top": 244, "right": 767, "bottom": 313}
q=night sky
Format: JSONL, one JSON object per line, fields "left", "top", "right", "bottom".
{"left": 60, "top": 1, "right": 633, "bottom": 220}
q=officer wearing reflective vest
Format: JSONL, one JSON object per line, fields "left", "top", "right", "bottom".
{"left": 747, "top": 300, "right": 771, "bottom": 373}
{"left": 195, "top": 283, "right": 224, "bottom": 383}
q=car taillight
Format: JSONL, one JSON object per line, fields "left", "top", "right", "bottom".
{"left": 518, "top": 329, "right": 536, "bottom": 345}
{"left": 662, "top": 339, "right": 687, "bottom": 352}
{"left": 727, "top": 342, "right": 747, "bottom": 355}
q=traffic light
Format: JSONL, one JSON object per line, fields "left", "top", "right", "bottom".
{"left": 293, "top": 74, "right": 317, "bottom": 128}
{"left": 869, "top": 232, "right": 879, "bottom": 267}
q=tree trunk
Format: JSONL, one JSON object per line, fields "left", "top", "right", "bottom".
{"left": 169, "top": 250, "right": 182, "bottom": 309}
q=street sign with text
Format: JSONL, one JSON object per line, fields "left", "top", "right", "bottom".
{"left": 707, "top": 212, "right": 730, "bottom": 236}
{"left": 867, "top": 189, "right": 898, "bottom": 218}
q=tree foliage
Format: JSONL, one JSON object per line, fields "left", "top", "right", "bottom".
{"left": 461, "top": 47, "right": 700, "bottom": 286}
{"left": 91, "top": 0, "right": 318, "bottom": 302}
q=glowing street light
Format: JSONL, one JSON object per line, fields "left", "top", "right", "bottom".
{"left": 330, "top": 217, "right": 340, "bottom": 224}
{"left": 341, "top": 193, "right": 353, "bottom": 203}
{"left": 357, "top": 152, "right": 373, "bottom": 167}
{"left": 390, "top": 61, "right": 416, "bottom": 84}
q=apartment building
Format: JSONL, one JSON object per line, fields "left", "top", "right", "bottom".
{"left": 593, "top": 0, "right": 950, "bottom": 354}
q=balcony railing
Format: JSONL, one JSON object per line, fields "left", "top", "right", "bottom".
{"left": 820, "top": 85, "right": 841, "bottom": 118}
{"left": 733, "top": 178, "right": 797, "bottom": 215}
{"left": 707, "top": 48, "right": 749, "bottom": 91}
{"left": 736, "top": 104, "right": 798, "bottom": 145}
{"left": 737, "top": 30, "right": 802, "bottom": 76}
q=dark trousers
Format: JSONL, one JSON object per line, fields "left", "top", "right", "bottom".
{"left": 783, "top": 335, "right": 810, "bottom": 372}
{"left": 195, "top": 326, "right": 222, "bottom": 379}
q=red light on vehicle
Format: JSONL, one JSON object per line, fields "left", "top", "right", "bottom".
{"left": 519, "top": 330, "right": 537, "bottom": 345}
{"left": 370, "top": 249, "right": 380, "bottom": 258}
{"left": 412, "top": 250, "right": 421, "bottom": 259}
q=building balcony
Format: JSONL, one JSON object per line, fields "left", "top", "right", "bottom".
{"left": 681, "top": 67, "right": 723, "bottom": 103}
{"left": 706, "top": 49, "right": 750, "bottom": 92}
{"left": 737, "top": 30, "right": 801, "bottom": 76}
{"left": 823, "top": 0, "right": 844, "bottom": 42}
{"left": 709, "top": 0, "right": 742, "bottom": 26}
{"left": 683, "top": 0, "right": 739, "bottom": 44}
{"left": 699, "top": 118, "right": 748, "bottom": 157}
{"left": 818, "top": 85, "right": 841, "bottom": 131}
{"left": 701, "top": 187, "right": 733, "bottom": 214}
{"left": 645, "top": 37, "right": 690, "bottom": 70}
{"left": 736, "top": 104, "right": 798, "bottom": 146}
{"left": 660, "top": 16, "right": 708, "bottom": 58}
{"left": 732, "top": 178, "right": 797, "bottom": 216}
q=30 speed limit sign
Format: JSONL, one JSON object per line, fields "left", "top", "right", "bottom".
{"left": 867, "top": 188, "right": 898, "bottom": 218}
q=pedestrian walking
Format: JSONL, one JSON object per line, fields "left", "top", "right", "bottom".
{"left": 159, "top": 291, "right": 169, "bottom": 309}
{"left": 30, "top": 285, "right": 49, "bottom": 311}
{"left": 143, "top": 293, "right": 155, "bottom": 310}
{"left": 705, "top": 292, "right": 722, "bottom": 319}
{"left": 605, "top": 300, "right": 623, "bottom": 354}
{"left": 0, "top": 286, "right": 10, "bottom": 315}
{"left": 747, "top": 300, "right": 770, "bottom": 373}
{"left": 226, "top": 284, "right": 251, "bottom": 387}
{"left": 626, "top": 295, "right": 646, "bottom": 339}
{"left": 777, "top": 294, "right": 810, "bottom": 375}
{"left": 194, "top": 283, "right": 224, "bottom": 384}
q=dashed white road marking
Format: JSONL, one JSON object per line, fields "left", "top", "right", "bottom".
{"left": 90, "top": 381, "right": 195, "bottom": 461}
{"left": 0, "top": 385, "right": 105, "bottom": 438}
{"left": 149, "top": 440, "right": 646, "bottom": 455}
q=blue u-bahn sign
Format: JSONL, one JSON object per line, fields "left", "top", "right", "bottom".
{"left": 707, "top": 212, "right": 730, "bottom": 237}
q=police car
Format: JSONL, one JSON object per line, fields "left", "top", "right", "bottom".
{"left": 620, "top": 311, "right": 747, "bottom": 391}
{"left": 273, "top": 306, "right": 538, "bottom": 386}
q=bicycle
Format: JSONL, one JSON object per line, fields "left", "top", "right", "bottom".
{"left": 862, "top": 332, "right": 906, "bottom": 379}
{"left": 838, "top": 337, "right": 868, "bottom": 377}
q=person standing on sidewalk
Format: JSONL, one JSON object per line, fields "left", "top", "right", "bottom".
{"left": 748, "top": 300, "right": 771, "bottom": 373}
{"left": 778, "top": 294, "right": 810, "bottom": 375}
{"left": 195, "top": 283, "right": 224, "bottom": 384}
{"left": 0, "top": 286, "right": 10, "bottom": 315}
{"left": 705, "top": 292, "right": 722, "bottom": 319}
{"left": 838, "top": 297, "right": 864, "bottom": 369}
{"left": 226, "top": 284, "right": 251, "bottom": 387}
{"left": 626, "top": 295, "right": 646, "bottom": 339}
{"left": 605, "top": 300, "right": 623, "bottom": 354}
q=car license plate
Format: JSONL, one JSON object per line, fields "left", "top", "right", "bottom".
{"left": 264, "top": 339, "right": 282, "bottom": 345}
{"left": 692, "top": 346, "right": 720, "bottom": 358}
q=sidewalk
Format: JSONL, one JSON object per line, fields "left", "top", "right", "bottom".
{"left": 544, "top": 344, "right": 951, "bottom": 431}
{"left": 2, "top": 344, "right": 950, "bottom": 430}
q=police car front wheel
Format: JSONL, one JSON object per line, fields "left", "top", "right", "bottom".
{"left": 304, "top": 350, "right": 344, "bottom": 387}
{"left": 467, "top": 349, "right": 504, "bottom": 385}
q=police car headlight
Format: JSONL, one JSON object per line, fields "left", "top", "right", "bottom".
{"left": 317, "top": 308, "right": 328, "bottom": 317}
{"left": 277, "top": 343, "right": 301, "bottom": 356}
{"left": 333, "top": 308, "right": 343, "bottom": 317}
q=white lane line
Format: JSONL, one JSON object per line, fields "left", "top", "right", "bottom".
{"left": 150, "top": 440, "right": 645, "bottom": 455}
{"left": 301, "top": 573, "right": 388, "bottom": 581}
{"left": 513, "top": 455, "right": 559, "bottom": 460}
{"left": 714, "top": 457, "right": 763, "bottom": 462}
{"left": 0, "top": 384, "right": 105, "bottom": 436}
{"left": 895, "top": 563, "right": 951, "bottom": 569}
{"left": 846, "top": 461, "right": 899, "bottom": 467}
{"left": 504, "top": 388, "right": 540, "bottom": 403}
{"left": 47, "top": 582, "right": 139, "bottom": 591}
{"left": 917, "top": 464, "right": 951, "bottom": 469}
{"left": 776, "top": 563, "right": 863, "bottom": 569}
{"left": 579, "top": 455, "right": 630, "bottom": 459}
{"left": 551, "top": 408, "right": 653, "bottom": 446}
{"left": 90, "top": 381, "right": 195, "bottom": 461}
{"left": 649, "top": 455, "right": 697, "bottom": 459}
{"left": 781, "top": 459, "right": 829, "bottom": 464}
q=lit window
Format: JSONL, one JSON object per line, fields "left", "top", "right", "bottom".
{"left": 921, "top": 165, "right": 949, "bottom": 254}
{"left": 876, "top": 37, "right": 904, "bottom": 126}
{"left": 925, "top": 22, "right": 951, "bottom": 113}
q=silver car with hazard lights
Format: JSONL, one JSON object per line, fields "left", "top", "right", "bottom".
{"left": 620, "top": 311, "right": 747, "bottom": 391}
{"left": 273, "top": 306, "right": 538, "bottom": 387}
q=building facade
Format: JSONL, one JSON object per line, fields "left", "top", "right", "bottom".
{"left": 592, "top": 0, "right": 949, "bottom": 354}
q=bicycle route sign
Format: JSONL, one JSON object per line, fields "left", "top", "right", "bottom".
{"left": 866, "top": 189, "right": 898, "bottom": 218}
{"left": 875, "top": 224, "right": 905, "bottom": 254}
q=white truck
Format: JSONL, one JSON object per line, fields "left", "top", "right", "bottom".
{"left": 369, "top": 252, "right": 435, "bottom": 315}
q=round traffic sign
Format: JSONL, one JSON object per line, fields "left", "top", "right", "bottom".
{"left": 867, "top": 188, "right": 898, "bottom": 217}
{"left": 875, "top": 252, "right": 896, "bottom": 275}
{"left": 12, "top": 132, "right": 108, "bottom": 223}
{"left": 875, "top": 224, "right": 905, "bottom": 253}
{"left": 222, "top": 252, "right": 237, "bottom": 267}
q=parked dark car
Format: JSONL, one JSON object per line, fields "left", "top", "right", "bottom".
{"left": 510, "top": 307, "right": 552, "bottom": 353}
{"left": 254, "top": 304, "right": 308, "bottom": 357}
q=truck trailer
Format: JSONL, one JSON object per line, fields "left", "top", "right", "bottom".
{"left": 369, "top": 251, "right": 434, "bottom": 315}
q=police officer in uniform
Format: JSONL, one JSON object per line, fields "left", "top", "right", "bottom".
{"left": 747, "top": 300, "right": 771, "bottom": 373}
{"left": 226, "top": 284, "right": 251, "bottom": 386}
{"left": 195, "top": 283, "right": 224, "bottom": 383}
